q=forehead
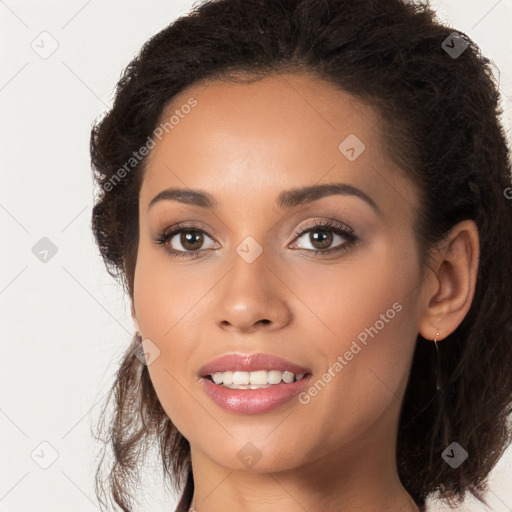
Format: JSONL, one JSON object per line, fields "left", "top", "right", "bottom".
{"left": 140, "top": 73, "right": 416, "bottom": 219}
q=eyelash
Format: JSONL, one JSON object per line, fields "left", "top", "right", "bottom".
{"left": 153, "top": 219, "right": 359, "bottom": 260}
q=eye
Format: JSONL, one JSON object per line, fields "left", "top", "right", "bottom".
{"left": 289, "top": 219, "right": 358, "bottom": 256}
{"left": 153, "top": 222, "right": 218, "bottom": 260}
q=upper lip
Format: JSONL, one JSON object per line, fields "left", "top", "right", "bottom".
{"left": 199, "top": 352, "right": 311, "bottom": 377}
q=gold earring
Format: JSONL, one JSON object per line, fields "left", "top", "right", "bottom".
{"left": 434, "top": 330, "right": 441, "bottom": 391}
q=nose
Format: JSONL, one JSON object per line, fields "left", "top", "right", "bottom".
{"left": 213, "top": 249, "right": 292, "bottom": 334}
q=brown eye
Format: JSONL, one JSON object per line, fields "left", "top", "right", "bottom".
{"left": 307, "top": 230, "right": 334, "bottom": 250}
{"left": 290, "top": 219, "right": 356, "bottom": 254}
{"left": 153, "top": 223, "right": 218, "bottom": 260}
{"left": 167, "top": 229, "right": 216, "bottom": 253}
{"left": 176, "top": 231, "right": 205, "bottom": 251}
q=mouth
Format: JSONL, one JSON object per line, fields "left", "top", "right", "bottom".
{"left": 197, "top": 352, "right": 312, "bottom": 413}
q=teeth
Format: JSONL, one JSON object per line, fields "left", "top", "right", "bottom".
{"left": 209, "top": 370, "right": 306, "bottom": 388}
{"left": 268, "top": 370, "right": 283, "bottom": 384}
{"left": 213, "top": 371, "right": 233, "bottom": 385}
{"left": 246, "top": 370, "right": 267, "bottom": 385}
{"left": 233, "top": 371, "right": 249, "bottom": 385}
{"left": 282, "top": 371, "right": 294, "bottom": 383}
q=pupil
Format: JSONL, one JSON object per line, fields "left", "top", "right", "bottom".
{"left": 181, "top": 231, "right": 203, "bottom": 250}
{"left": 312, "top": 230, "right": 332, "bottom": 249}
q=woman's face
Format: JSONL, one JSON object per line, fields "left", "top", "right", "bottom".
{"left": 133, "top": 73, "right": 428, "bottom": 474}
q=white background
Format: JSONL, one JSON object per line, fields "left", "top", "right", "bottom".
{"left": 1, "top": 1, "right": 511, "bottom": 511}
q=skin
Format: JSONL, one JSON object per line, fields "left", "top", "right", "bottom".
{"left": 131, "top": 73, "right": 479, "bottom": 512}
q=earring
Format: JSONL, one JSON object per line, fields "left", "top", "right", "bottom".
{"left": 434, "top": 330, "right": 442, "bottom": 391}
{"left": 136, "top": 331, "right": 143, "bottom": 344}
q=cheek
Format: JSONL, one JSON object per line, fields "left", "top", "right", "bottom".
{"left": 144, "top": 354, "right": 199, "bottom": 437}
{"left": 133, "top": 242, "right": 210, "bottom": 345}
{"left": 290, "top": 244, "right": 412, "bottom": 352}
{"left": 292, "top": 243, "right": 419, "bottom": 439}
{"left": 133, "top": 249, "right": 212, "bottom": 432}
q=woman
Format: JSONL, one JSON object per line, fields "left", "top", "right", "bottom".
{"left": 90, "top": 0, "right": 512, "bottom": 511}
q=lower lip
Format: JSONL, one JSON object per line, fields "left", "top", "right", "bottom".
{"left": 200, "top": 375, "right": 312, "bottom": 414}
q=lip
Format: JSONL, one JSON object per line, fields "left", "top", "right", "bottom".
{"left": 198, "top": 352, "right": 312, "bottom": 415}
{"left": 198, "top": 352, "right": 311, "bottom": 377}
{"left": 200, "top": 374, "right": 312, "bottom": 414}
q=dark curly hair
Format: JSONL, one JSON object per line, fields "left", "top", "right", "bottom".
{"left": 89, "top": 0, "right": 512, "bottom": 511}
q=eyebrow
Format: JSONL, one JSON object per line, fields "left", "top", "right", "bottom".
{"left": 147, "top": 182, "right": 382, "bottom": 216}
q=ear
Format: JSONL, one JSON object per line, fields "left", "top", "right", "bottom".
{"left": 131, "top": 302, "right": 141, "bottom": 333}
{"left": 418, "top": 219, "right": 480, "bottom": 341}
